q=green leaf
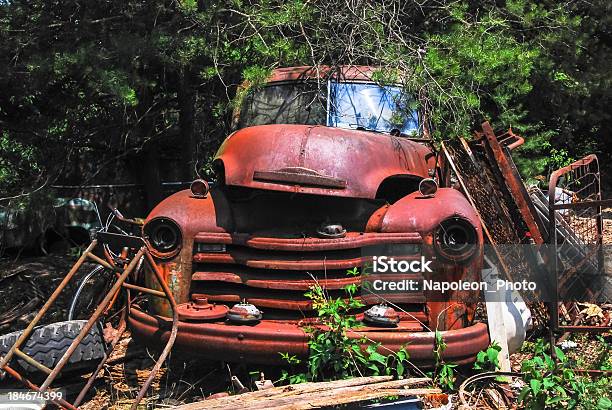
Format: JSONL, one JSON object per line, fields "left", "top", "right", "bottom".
{"left": 369, "top": 351, "right": 387, "bottom": 365}
{"left": 487, "top": 347, "right": 500, "bottom": 365}
{"left": 546, "top": 396, "right": 565, "bottom": 405}
{"left": 554, "top": 347, "right": 566, "bottom": 362}
{"left": 597, "top": 397, "right": 612, "bottom": 409}
{"left": 518, "top": 386, "right": 530, "bottom": 402}
{"left": 530, "top": 379, "right": 542, "bottom": 396}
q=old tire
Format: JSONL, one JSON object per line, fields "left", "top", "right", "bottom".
{"left": 0, "top": 320, "right": 106, "bottom": 375}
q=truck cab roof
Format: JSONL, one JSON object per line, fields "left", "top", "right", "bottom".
{"left": 234, "top": 65, "right": 424, "bottom": 138}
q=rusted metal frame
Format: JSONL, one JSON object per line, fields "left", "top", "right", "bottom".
{"left": 73, "top": 307, "right": 129, "bottom": 408}
{"left": 1, "top": 238, "right": 175, "bottom": 409}
{"left": 105, "top": 282, "right": 124, "bottom": 316}
{"left": 130, "top": 250, "right": 179, "bottom": 410}
{"left": 500, "top": 143, "right": 547, "bottom": 238}
{"left": 100, "top": 248, "right": 127, "bottom": 316}
{"left": 547, "top": 155, "right": 605, "bottom": 336}
{"left": 0, "top": 240, "right": 98, "bottom": 371}
{"left": 2, "top": 365, "right": 78, "bottom": 410}
{"left": 38, "top": 247, "right": 146, "bottom": 392}
{"left": 551, "top": 154, "right": 599, "bottom": 181}
{"left": 74, "top": 256, "right": 137, "bottom": 407}
{"left": 194, "top": 231, "right": 423, "bottom": 249}
{"left": 105, "top": 253, "right": 139, "bottom": 316}
{"left": 480, "top": 122, "right": 544, "bottom": 244}
{"left": 440, "top": 140, "right": 513, "bottom": 282}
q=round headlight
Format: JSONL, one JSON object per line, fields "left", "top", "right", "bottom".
{"left": 144, "top": 217, "right": 182, "bottom": 256}
{"left": 435, "top": 217, "right": 477, "bottom": 260}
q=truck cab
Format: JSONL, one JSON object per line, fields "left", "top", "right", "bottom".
{"left": 128, "top": 66, "right": 489, "bottom": 366}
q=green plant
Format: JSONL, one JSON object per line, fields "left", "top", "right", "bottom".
{"left": 431, "top": 330, "right": 457, "bottom": 390}
{"left": 473, "top": 342, "right": 502, "bottom": 372}
{"left": 519, "top": 339, "right": 612, "bottom": 409}
{"left": 279, "top": 268, "right": 411, "bottom": 383}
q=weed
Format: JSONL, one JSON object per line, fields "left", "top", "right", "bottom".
{"left": 430, "top": 330, "right": 457, "bottom": 390}
{"left": 279, "top": 268, "right": 411, "bottom": 383}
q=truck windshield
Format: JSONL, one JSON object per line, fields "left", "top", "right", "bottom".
{"left": 328, "top": 82, "right": 418, "bottom": 134}
{"left": 238, "top": 82, "right": 327, "bottom": 128}
{"left": 238, "top": 81, "right": 419, "bottom": 135}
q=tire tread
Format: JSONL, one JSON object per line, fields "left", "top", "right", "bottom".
{"left": 0, "top": 320, "right": 105, "bottom": 374}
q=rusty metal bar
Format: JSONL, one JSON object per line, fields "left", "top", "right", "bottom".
{"left": 557, "top": 325, "right": 612, "bottom": 332}
{"left": 2, "top": 365, "right": 78, "bottom": 410}
{"left": 553, "top": 199, "right": 612, "bottom": 210}
{"left": 506, "top": 136, "right": 524, "bottom": 150}
{"left": 0, "top": 240, "right": 98, "bottom": 370}
{"left": 38, "top": 247, "right": 146, "bottom": 392}
{"left": 73, "top": 309, "right": 129, "bottom": 407}
{"left": 480, "top": 122, "right": 544, "bottom": 244}
{"left": 86, "top": 251, "right": 118, "bottom": 271}
{"left": 13, "top": 349, "right": 52, "bottom": 374}
{"left": 122, "top": 282, "right": 166, "bottom": 297}
{"left": 130, "top": 250, "right": 180, "bottom": 410}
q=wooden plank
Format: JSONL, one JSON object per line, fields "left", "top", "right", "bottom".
{"left": 175, "top": 377, "right": 433, "bottom": 410}
{"left": 251, "top": 388, "right": 441, "bottom": 410}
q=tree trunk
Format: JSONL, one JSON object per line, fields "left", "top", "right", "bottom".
{"left": 179, "top": 68, "right": 196, "bottom": 181}
{"left": 138, "top": 89, "right": 162, "bottom": 211}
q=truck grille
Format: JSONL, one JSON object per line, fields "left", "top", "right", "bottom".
{"left": 191, "top": 232, "right": 427, "bottom": 322}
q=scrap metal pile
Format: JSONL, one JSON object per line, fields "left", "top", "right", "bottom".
{"left": 0, "top": 233, "right": 179, "bottom": 409}
{"left": 442, "top": 122, "right": 611, "bottom": 334}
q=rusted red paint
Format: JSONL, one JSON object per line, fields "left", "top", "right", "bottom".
{"left": 192, "top": 271, "right": 361, "bottom": 290}
{"left": 381, "top": 189, "right": 482, "bottom": 236}
{"left": 193, "top": 251, "right": 421, "bottom": 270}
{"left": 267, "top": 65, "right": 380, "bottom": 83}
{"left": 129, "top": 307, "right": 489, "bottom": 366}
{"left": 376, "top": 188, "right": 483, "bottom": 329}
{"left": 215, "top": 124, "right": 435, "bottom": 199}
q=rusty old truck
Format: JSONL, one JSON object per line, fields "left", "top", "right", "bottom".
{"left": 128, "top": 66, "right": 490, "bottom": 366}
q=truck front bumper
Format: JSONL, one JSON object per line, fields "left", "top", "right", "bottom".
{"left": 128, "top": 307, "right": 489, "bottom": 366}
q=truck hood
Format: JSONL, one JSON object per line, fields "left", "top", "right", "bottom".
{"left": 214, "top": 124, "right": 434, "bottom": 199}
